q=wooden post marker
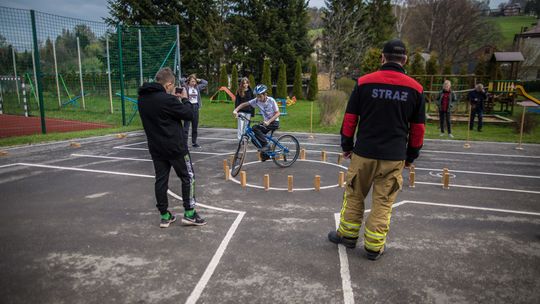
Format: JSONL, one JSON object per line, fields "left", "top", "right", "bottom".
{"left": 240, "top": 171, "right": 247, "bottom": 188}
{"left": 224, "top": 165, "right": 230, "bottom": 181}
{"left": 70, "top": 142, "right": 81, "bottom": 148}
{"left": 257, "top": 152, "right": 262, "bottom": 161}
{"left": 0, "top": 150, "right": 8, "bottom": 156}
{"left": 288, "top": 175, "right": 294, "bottom": 192}
{"left": 300, "top": 148, "right": 306, "bottom": 160}
{"left": 338, "top": 171, "right": 345, "bottom": 187}
{"left": 314, "top": 175, "right": 321, "bottom": 191}
{"left": 263, "top": 174, "right": 270, "bottom": 191}
{"left": 321, "top": 150, "right": 327, "bottom": 162}
{"left": 116, "top": 133, "right": 127, "bottom": 139}
{"left": 337, "top": 154, "right": 342, "bottom": 165}
{"left": 223, "top": 159, "right": 228, "bottom": 171}
{"left": 442, "top": 168, "right": 450, "bottom": 189}
{"left": 409, "top": 165, "right": 415, "bottom": 188}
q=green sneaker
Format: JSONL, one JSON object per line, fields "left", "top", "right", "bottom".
{"left": 160, "top": 212, "right": 176, "bottom": 228}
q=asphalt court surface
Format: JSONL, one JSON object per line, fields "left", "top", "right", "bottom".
{"left": 1, "top": 128, "right": 539, "bottom": 303}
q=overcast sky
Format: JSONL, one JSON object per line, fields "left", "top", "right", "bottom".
{"left": 0, "top": 0, "right": 506, "bottom": 23}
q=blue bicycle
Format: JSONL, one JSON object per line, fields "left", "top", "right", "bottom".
{"left": 231, "top": 113, "right": 300, "bottom": 177}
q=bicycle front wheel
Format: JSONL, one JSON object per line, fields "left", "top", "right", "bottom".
{"left": 231, "top": 138, "right": 248, "bottom": 177}
{"left": 272, "top": 134, "right": 300, "bottom": 168}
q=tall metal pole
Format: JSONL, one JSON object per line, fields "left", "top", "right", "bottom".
{"left": 30, "top": 10, "right": 46, "bottom": 133}
{"left": 76, "top": 36, "right": 86, "bottom": 109}
{"left": 176, "top": 24, "right": 181, "bottom": 83}
{"left": 31, "top": 49, "right": 39, "bottom": 107}
{"left": 138, "top": 29, "right": 143, "bottom": 85}
{"left": 118, "top": 24, "right": 126, "bottom": 126}
{"left": 11, "top": 47, "right": 20, "bottom": 104}
{"left": 106, "top": 38, "right": 113, "bottom": 113}
{"left": 52, "top": 40, "right": 61, "bottom": 108}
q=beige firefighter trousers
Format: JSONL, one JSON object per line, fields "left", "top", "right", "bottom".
{"left": 337, "top": 153, "right": 404, "bottom": 252}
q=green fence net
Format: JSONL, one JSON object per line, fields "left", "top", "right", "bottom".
{"left": 0, "top": 6, "right": 180, "bottom": 137}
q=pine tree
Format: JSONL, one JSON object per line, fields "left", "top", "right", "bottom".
{"left": 293, "top": 58, "right": 303, "bottom": 99}
{"left": 361, "top": 48, "right": 382, "bottom": 75}
{"left": 276, "top": 61, "right": 287, "bottom": 98}
{"left": 249, "top": 74, "right": 256, "bottom": 88}
{"left": 426, "top": 52, "right": 439, "bottom": 75}
{"left": 365, "top": 0, "right": 395, "bottom": 46}
{"left": 409, "top": 51, "right": 426, "bottom": 75}
{"left": 459, "top": 63, "right": 468, "bottom": 75}
{"left": 307, "top": 63, "right": 318, "bottom": 101}
{"left": 231, "top": 65, "right": 238, "bottom": 93}
{"left": 219, "top": 65, "right": 228, "bottom": 87}
{"left": 262, "top": 59, "right": 272, "bottom": 95}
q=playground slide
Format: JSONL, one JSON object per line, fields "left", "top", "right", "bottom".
{"left": 515, "top": 85, "right": 540, "bottom": 105}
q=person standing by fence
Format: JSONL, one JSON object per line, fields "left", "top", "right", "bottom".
{"left": 183, "top": 74, "right": 208, "bottom": 148}
{"left": 327, "top": 39, "right": 425, "bottom": 260}
{"left": 435, "top": 80, "right": 457, "bottom": 138}
{"left": 234, "top": 77, "right": 255, "bottom": 140}
{"left": 468, "top": 83, "right": 487, "bottom": 132}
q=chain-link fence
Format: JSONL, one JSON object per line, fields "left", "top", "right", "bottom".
{"left": 0, "top": 6, "right": 180, "bottom": 137}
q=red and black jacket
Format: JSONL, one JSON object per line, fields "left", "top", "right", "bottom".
{"left": 341, "top": 62, "right": 425, "bottom": 163}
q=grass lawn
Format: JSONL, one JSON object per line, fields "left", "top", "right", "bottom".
{"left": 2, "top": 96, "right": 539, "bottom": 148}
{"left": 486, "top": 15, "right": 538, "bottom": 47}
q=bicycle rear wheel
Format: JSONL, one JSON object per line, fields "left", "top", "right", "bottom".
{"left": 231, "top": 138, "right": 248, "bottom": 177}
{"left": 272, "top": 134, "right": 300, "bottom": 168}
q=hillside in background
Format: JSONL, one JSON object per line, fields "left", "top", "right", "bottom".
{"left": 487, "top": 15, "right": 538, "bottom": 48}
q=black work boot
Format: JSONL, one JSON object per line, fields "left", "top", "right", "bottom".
{"left": 328, "top": 231, "right": 357, "bottom": 249}
{"left": 365, "top": 246, "right": 385, "bottom": 261}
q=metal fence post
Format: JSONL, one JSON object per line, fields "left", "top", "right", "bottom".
{"left": 30, "top": 10, "right": 46, "bottom": 134}
{"left": 117, "top": 24, "right": 126, "bottom": 126}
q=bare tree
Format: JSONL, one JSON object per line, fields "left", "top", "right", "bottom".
{"left": 404, "top": 0, "right": 501, "bottom": 65}
{"left": 392, "top": 0, "right": 410, "bottom": 39}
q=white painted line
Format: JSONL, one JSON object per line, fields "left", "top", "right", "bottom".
{"left": 113, "top": 141, "right": 147, "bottom": 148}
{"left": 0, "top": 163, "right": 20, "bottom": 169}
{"left": 228, "top": 159, "right": 348, "bottom": 191}
{"left": 185, "top": 211, "right": 246, "bottom": 304}
{"left": 17, "top": 163, "right": 155, "bottom": 179}
{"left": 72, "top": 154, "right": 153, "bottom": 162}
{"left": 414, "top": 181, "right": 540, "bottom": 194}
{"left": 85, "top": 192, "right": 110, "bottom": 199}
{"left": 334, "top": 213, "right": 355, "bottom": 304}
{"left": 167, "top": 190, "right": 244, "bottom": 214}
{"left": 401, "top": 200, "right": 540, "bottom": 216}
{"left": 422, "top": 149, "right": 540, "bottom": 159}
{"left": 113, "top": 146, "right": 232, "bottom": 156}
{"left": 415, "top": 167, "right": 540, "bottom": 179}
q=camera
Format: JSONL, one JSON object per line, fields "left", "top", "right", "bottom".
{"left": 175, "top": 87, "right": 184, "bottom": 94}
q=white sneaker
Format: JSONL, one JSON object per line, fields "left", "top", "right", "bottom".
{"left": 440, "top": 133, "right": 445, "bottom": 137}
{"left": 448, "top": 134, "right": 454, "bottom": 138}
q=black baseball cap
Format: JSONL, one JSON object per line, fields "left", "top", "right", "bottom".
{"left": 382, "top": 39, "right": 407, "bottom": 56}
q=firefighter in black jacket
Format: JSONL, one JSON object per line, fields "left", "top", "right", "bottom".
{"left": 138, "top": 67, "right": 206, "bottom": 228}
{"left": 328, "top": 40, "right": 425, "bottom": 260}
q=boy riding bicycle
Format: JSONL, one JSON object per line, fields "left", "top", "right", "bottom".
{"left": 233, "top": 84, "right": 281, "bottom": 161}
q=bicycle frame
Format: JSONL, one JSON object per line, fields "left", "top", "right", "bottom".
{"left": 238, "top": 114, "right": 288, "bottom": 158}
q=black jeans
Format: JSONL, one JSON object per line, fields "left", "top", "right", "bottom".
{"left": 184, "top": 104, "right": 199, "bottom": 144}
{"left": 439, "top": 111, "right": 451, "bottom": 134}
{"left": 152, "top": 154, "right": 196, "bottom": 215}
{"left": 252, "top": 121, "right": 279, "bottom": 148}
{"left": 470, "top": 108, "right": 483, "bottom": 131}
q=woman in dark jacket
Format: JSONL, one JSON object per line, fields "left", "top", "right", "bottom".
{"left": 435, "top": 80, "right": 457, "bottom": 138}
{"left": 234, "top": 77, "right": 255, "bottom": 140}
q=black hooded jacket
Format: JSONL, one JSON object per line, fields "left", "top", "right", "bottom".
{"left": 138, "top": 82, "right": 193, "bottom": 160}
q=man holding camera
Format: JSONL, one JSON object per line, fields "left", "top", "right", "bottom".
{"left": 138, "top": 67, "right": 206, "bottom": 228}
{"left": 468, "top": 83, "right": 487, "bottom": 132}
